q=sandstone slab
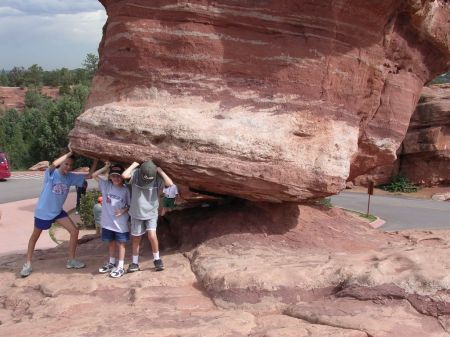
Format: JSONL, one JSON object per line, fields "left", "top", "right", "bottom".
{"left": 70, "top": 0, "right": 450, "bottom": 202}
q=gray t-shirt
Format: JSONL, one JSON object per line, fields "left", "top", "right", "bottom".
{"left": 98, "top": 179, "right": 130, "bottom": 233}
{"left": 128, "top": 168, "right": 164, "bottom": 220}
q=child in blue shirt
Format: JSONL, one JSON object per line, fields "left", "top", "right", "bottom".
{"left": 20, "top": 149, "right": 98, "bottom": 277}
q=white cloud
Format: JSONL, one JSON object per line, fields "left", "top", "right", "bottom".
{"left": 0, "top": 0, "right": 102, "bottom": 16}
{"left": 0, "top": 7, "right": 107, "bottom": 69}
{"left": 0, "top": 7, "right": 24, "bottom": 16}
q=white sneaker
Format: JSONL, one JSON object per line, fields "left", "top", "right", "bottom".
{"left": 110, "top": 267, "right": 125, "bottom": 278}
{"left": 20, "top": 263, "right": 32, "bottom": 277}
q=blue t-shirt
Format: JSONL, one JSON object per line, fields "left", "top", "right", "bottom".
{"left": 34, "top": 168, "right": 85, "bottom": 220}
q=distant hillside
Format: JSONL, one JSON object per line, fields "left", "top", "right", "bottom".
{"left": 0, "top": 86, "right": 59, "bottom": 111}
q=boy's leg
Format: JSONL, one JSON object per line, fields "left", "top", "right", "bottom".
{"left": 55, "top": 216, "right": 79, "bottom": 260}
{"left": 117, "top": 241, "right": 126, "bottom": 267}
{"left": 110, "top": 240, "right": 126, "bottom": 278}
{"left": 99, "top": 229, "right": 116, "bottom": 273}
{"left": 131, "top": 235, "right": 142, "bottom": 256}
{"left": 108, "top": 240, "right": 116, "bottom": 262}
{"left": 147, "top": 229, "right": 159, "bottom": 254}
{"left": 26, "top": 227, "right": 43, "bottom": 264}
{"left": 127, "top": 235, "right": 142, "bottom": 272}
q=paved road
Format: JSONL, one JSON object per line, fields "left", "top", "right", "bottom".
{"left": 331, "top": 192, "right": 450, "bottom": 231}
{"left": 0, "top": 176, "right": 96, "bottom": 204}
{"left": 2, "top": 177, "right": 449, "bottom": 231}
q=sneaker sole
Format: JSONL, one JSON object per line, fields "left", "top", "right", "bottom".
{"left": 110, "top": 272, "right": 124, "bottom": 278}
{"left": 155, "top": 266, "right": 164, "bottom": 271}
{"left": 66, "top": 265, "right": 86, "bottom": 269}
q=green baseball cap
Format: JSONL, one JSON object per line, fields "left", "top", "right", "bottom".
{"left": 140, "top": 160, "right": 157, "bottom": 183}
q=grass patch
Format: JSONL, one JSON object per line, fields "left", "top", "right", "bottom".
{"left": 317, "top": 197, "right": 332, "bottom": 208}
{"left": 378, "top": 175, "right": 419, "bottom": 193}
{"left": 345, "top": 209, "right": 377, "bottom": 222}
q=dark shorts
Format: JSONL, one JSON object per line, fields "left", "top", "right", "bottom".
{"left": 34, "top": 210, "right": 68, "bottom": 230}
{"left": 101, "top": 228, "right": 130, "bottom": 243}
{"left": 163, "top": 197, "right": 175, "bottom": 208}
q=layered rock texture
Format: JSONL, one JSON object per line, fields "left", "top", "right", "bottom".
{"left": 399, "top": 83, "right": 450, "bottom": 185}
{"left": 354, "top": 83, "right": 450, "bottom": 186}
{"left": 69, "top": 0, "right": 450, "bottom": 202}
{"left": 1, "top": 205, "right": 450, "bottom": 336}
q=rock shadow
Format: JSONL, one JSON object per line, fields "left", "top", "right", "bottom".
{"left": 157, "top": 198, "right": 300, "bottom": 252}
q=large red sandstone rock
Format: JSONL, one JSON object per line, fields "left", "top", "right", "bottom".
{"left": 399, "top": 83, "right": 450, "bottom": 185}
{"left": 70, "top": 0, "right": 450, "bottom": 202}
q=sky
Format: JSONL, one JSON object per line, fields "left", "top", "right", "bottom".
{"left": 0, "top": 0, "right": 107, "bottom": 70}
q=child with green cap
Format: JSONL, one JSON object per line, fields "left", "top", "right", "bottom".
{"left": 122, "top": 160, "right": 173, "bottom": 272}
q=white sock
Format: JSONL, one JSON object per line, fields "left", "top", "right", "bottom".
{"left": 117, "top": 260, "right": 124, "bottom": 269}
{"left": 109, "top": 257, "right": 116, "bottom": 265}
{"left": 132, "top": 255, "right": 139, "bottom": 264}
{"left": 153, "top": 252, "right": 160, "bottom": 260}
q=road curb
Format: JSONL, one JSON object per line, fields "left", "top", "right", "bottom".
{"left": 369, "top": 217, "right": 386, "bottom": 229}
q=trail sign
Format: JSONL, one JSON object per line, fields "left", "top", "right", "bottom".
{"left": 367, "top": 181, "right": 374, "bottom": 216}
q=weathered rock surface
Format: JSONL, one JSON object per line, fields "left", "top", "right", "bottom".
{"left": 28, "top": 161, "right": 49, "bottom": 171}
{"left": 1, "top": 205, "right": 449, "bottom": 336}
{"left": 355, "top": 83, "right": 450, "bottom": 186}
{"left": 70, "top": 0, "right": 450, "bottom": 202}
{"left": 0, "top": 86, "right": 59, "bottom": 111}
{"left": 399, "top": 84, "right": 450, "bottom": 185}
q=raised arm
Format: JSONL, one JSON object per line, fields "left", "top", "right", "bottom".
{"left": 91, "top": 161, "right": 111, "bottom": 181}
{"left": 49, "top": 151, "right": 73, "bottom": 170}
{"left": 122, "top": 161, "right": 140, "bottom": 180}
{"left": 85, "top": 158, "right": 99, "bottom": 179}
{"left": 157, "top": 167, "right": 173, "bottom": 187}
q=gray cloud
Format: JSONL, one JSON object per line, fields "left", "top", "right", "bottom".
{"left": 0, "top": 0, "right": 103, "bottom": 16}
{"left": 0, "top": 1, "right": 106, "bottom": 70}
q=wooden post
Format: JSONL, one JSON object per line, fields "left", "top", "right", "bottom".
{"left": 367, "top": 181, "right": 374, "bottom": 216}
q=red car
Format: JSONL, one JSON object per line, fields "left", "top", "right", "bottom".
{"left": 0, "top": 152, "right": 11, "bottom": 180}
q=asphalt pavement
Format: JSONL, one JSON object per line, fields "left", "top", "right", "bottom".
{"left": 331, "top": 191, "right": 450, "bottom": 231}
{"left": 0, "top": 175, "right": 95, "bottom": 203}
{"left": 1, "top": 175, "right": 449, "bottom": 236}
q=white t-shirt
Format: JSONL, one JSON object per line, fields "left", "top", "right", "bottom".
{"left": 163, "top": 184, "right": 178, "bottom": 198}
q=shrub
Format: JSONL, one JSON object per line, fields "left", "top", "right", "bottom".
{"left": 79, "top": 189, "right": 101, "bottom": 228}
{"left": 317, "top": 197, "right": 332, "bottom": 208}
{"left": 379, "top": 175, "right": 418, "bottom": 193}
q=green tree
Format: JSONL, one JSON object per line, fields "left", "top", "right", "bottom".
{"left": 7, "top": 67, "right": 25, "bottom": 87}
{"left": 0, "top": 109, "right": 28, "bottom": 169}
{"left": 42, "top": 69, "right": 60, "bottom": 86}
{"left": 0, "top": 70, "right": 9, "bottom": 86}
{"left": 25, "top": 89, "right": 46, "bottom": 108}
{"left": 23, "top": 64, "right": 44, "bottom": 88}
{"left": 82, "top": 53, "right": 99, "bottom": 79}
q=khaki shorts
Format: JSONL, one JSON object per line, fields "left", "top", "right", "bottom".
{"left": 130, "top": 217, "right": 157, "bottom": 236}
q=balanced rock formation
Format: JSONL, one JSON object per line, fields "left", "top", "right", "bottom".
{"left": 70, "top": 0, "right": 450, "bottom": 202}
{"left": 399, "top": 83, "right": 450, "bottom": 185}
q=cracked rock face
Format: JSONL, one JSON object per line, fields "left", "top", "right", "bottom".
{"left": 70, "top": 0, "right": 450, "bottom": 202}
{"left": 400, "top": 84, "right": 450, "bottom": 185}
{"left": 1, "top": 205, "right": 449, "bottom": 337}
